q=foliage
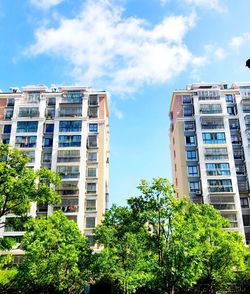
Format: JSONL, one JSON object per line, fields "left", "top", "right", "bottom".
{"left": 128, "top": 178, "right": 205, "bottom": 294}
{"left": 0, "top": 254, "right": 18, "bottom": 290}
{"left": 196, "top": 204, "right": 246, "bottom": 293}
{"left": 94, "top": 205, "right": 155, "bottom": 294}
{"left": 0, "top": 143, "right": 61, "bottom": 226}
{"left": 14, "top": 211, "right": 92, "bottom": 293}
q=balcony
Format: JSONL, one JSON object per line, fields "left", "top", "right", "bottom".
{"left": 212, "top": 203, "right": 236, "bottom": 210}
{"left": 55, "top": 205, "right": 79, "bottom": 213}
{"left": 62, "top": 93, "right": 82, "bottom": 104}
{"left": 59, "top": 108, "right": 82, "bottom": 117}
{"left": 19, "top": 108, "right": 39, "bottom": 118}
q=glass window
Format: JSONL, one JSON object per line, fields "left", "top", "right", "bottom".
{"left": 87, "top": 183, "right": 96, "bottom": 193}
{"left": 198, "top": 90, "right": 220, "bottom": 100}
{"left": 17, "top": 121, "right": 38, "bottom": 133}
{"left": 188, "top": 166, "right": 198, "bottom": 176}
{"left": 5, "top": 109, "right": 13, "bottom": 120}
{"left": 22, "top": 151, "right": 35, "bottom": 163}
{"left": 225, "top": 94, "right": 234, "bottom": 103}
{"left": 201, "top": 118, "right": 224, "bottom": 130}
{"left": 184, "top": 121, "right": 195, "bottom": 131}
{"left": 243, "top": 215, "right": 250, "bottom": 226}
{"left": 59, "top": 135, "right": 81, "bottom": 147}
{"left": 86, "top": 217, "right": 96, "bottom": 228}
{"left": 89, "top": 95, "right": 98, "bottom": 106}
{"left": 15, "top": 136, "right": 37, "bottom": 148}
{"left": 202, "top": 132, "right": 226, "bottom": 144}
{"left": 185, "top": 136, "right": 196, "bottom": 145}
{"left": 59, "top": 121, "right": 82, "bottom": 132}
{"left": 240, "top": 198, "right": 249, "bottom": 209}
{"left": 86, "top": 200, "right": 96, "bottom": 211}
{"left": 207, "top": 179, "right": 233, "bottom": 193}
{"left": 205, "top": 148, "right": 228, "bottom": 160}
{"left": 57, "top": 150, "right": 80, "bottom": 162}
{"left": 88, "top": 107, "right": 98, "bottom": 118}
{"left": 43, "top": 153, "right": 52, "bottom": 163}
{"left": 89, "top": 123, "right": 98, "bottom": 132}
{"left": 28, "top": 93, "right": 40, "bottom": 103}
{"left": 227, "top": 107, "right": 236, "bottom": 115}
{"left": 45, "top": 124, "right": 54, "bottom": 133}
{"left": 62, "top": 91, "right": 82, "bottom": 103}
{"left": 182, "top": 95, "right": 192, "bottom": 104}
{"left": 183, "top": 106, "right": 193, "bottom": 117}
{"left": 206, "top": 163, "right": 230, "bottom": 176}
{"left": 59, "top": 106, "right": 82, "bottom": 117}
{"left": 44, "top": 138, "right": 53, "bottom": 147}
{"left": 200, "top": 104, "right": 222, "bottom": 114}
{"left": 87, "top": 168, "right": 97, "bottom": 177}
{"left": 186, "top": 150, "right": 197, "bottom": 160}
{"left": 88, "top": 135, "right": 98, "bottom": 148}
{"left": 3, "top": 125, "right": 11, "bottom": 133}
{"left": 19, "top": 107, "right": 39, "bottom": 118}
{"left": 87, "top": 235, "right": 95, "bottom": 246}
{"left": 56, "top": 166, "right": 80, "bottom": 179}
{"left": 189, "top": 182, "right": 200, "bottom": 193}
{"left": 88, "top": 152, "right": 97, "bottom": 162}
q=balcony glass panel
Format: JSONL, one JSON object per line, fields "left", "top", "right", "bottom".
{"left": 15, "top": 136, "right": 37, "bottom": 148}
{"left": 59, "top": 107, "right": 82, "bottom": 117}
{"left": 201, "top": 119, "right": 224, "bottom": 130}
{"left": 19, "top": 107, "right": 39, "bottom": 118}
{"left": 57, "top": 166, "right": 80, "bottom": 179}
{"left": 202, "top": 132, "right": 226, "bottom": 144}
{"left": 200, "top": 104, "right": 222, "bottom": 114}
{"left": 59, "top": 135, "right": 81, "bottom": 147}
{"left": 198, "top": 90, "right": 220, "bottom": 100}
{"left": 57, "top": 150, "right": 80, "bottom": 162}
{"left": 207, "top": 179, "right": 233, "bottom": 192}
{"left": 59, "top": 121, "right": 82, "bottom": 132}
{"left": 206, "top": 163, "right": 230, "bottom": 176}
{"left": 17, "top": 121, "right": 38, "bottom": 133}
{"left": 62, "top": 91, "right": 82, "bottom": 103}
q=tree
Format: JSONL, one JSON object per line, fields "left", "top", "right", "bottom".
{"left": 196, "top": 205, "right": 246, "bottom": 294}
{"left": 15, "top": 211, "right": 92, "bottom": 293}
{"left": 94, "top": 205, "right": 155, "bottom": 294}
{"left": 128, "top": 178, "right": 204, "bottom": 294}
{"left": 0, "top": 144, "right": 61, "bottom": 226}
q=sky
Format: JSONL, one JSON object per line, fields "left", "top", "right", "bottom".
{"left": 1, "top": 0, "right": 250, "bottom": 205}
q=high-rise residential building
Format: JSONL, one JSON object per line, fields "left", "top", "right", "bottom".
{"left": 170, "top": 82, "right": 250, "bottom": 243}
{"left": 0, "top": 85, "right": 109, "bottom": 246}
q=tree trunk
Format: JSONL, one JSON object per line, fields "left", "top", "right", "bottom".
{"left": 167, "top": 284, "right": 174, "bottom": 294}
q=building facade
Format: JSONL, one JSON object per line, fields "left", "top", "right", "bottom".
{"left": 170, "top": 82, "right": 250, "bottom": 243}
{"left": 0, "top": 85, "right": 109, "bottom": 246}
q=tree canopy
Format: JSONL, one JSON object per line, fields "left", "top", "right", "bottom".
{"left": 15, "top": 211, "right": 92, "bottom": 294}
{"left": 0, "top": 144, "right": 61, "bottom": 224}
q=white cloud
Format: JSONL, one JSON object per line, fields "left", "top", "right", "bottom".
{"left": 184, "top": 0, "right": 226, "bottom": 12}
{"left": 204, "top": 44, "right": 227, "bottom": 61}
{"left": 229, "top": 33, "right": 250, "bottom": 51}
{"left": 26, "top": 0, "right": 201, "bottom": 93}
{"left": 30, "top": 0, "right": 64, "bottom": 10}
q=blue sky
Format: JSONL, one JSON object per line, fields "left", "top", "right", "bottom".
{"left": 1, "top": 0, "right": 250, "bottom": 205}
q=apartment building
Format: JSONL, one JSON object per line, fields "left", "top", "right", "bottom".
{"left": 170, "top": 82, "right": 250, "bottom": 243}
{"left": 0, "top": 85, "right": 109, "bottom": 246}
